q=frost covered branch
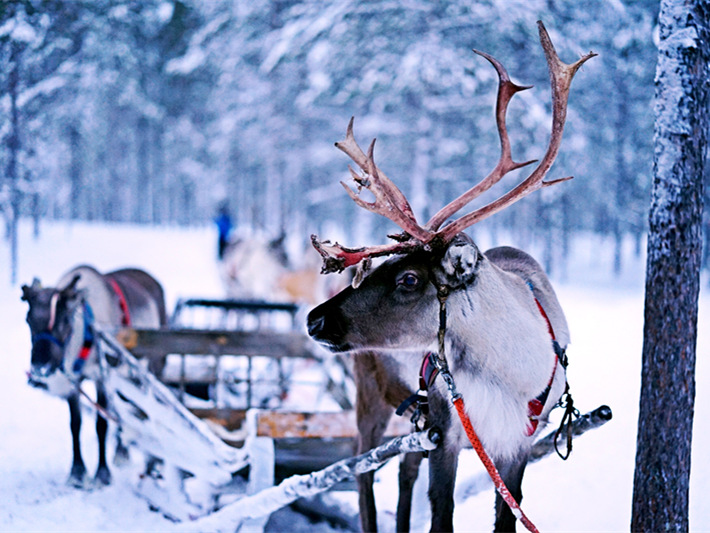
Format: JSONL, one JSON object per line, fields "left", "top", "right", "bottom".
{"left": 180, "top": 428, "right": 441, "bottom": 533}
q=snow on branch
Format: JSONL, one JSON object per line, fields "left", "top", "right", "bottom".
{"left": 179, "top": 428, "right": 441, "bottom": 533}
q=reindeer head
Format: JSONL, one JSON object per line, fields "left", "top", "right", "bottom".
{"left": 22, "top": 274, "right": 82, "bottom": 383}
{"left": 308, "top": 235, "right": 482, "bottom": 352}
{"left": 308, "top": 22, "right": 594, "bottom": 353}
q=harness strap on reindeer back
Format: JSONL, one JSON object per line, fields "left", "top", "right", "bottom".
{"left": 107, "top": 278, "right": 131, "bottom": 326}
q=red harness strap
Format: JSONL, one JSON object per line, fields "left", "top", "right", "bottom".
{"left": 395, "top": 353, "right": 441, "bottom": 430}
{"left": 526, "top": 293, "right": 560, "bottom": 436}
{"left": 107, "top": 278, "right": 131, "bottom": 327}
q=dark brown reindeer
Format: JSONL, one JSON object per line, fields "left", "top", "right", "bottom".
{"left": 307, "top": 22, "right": 594, "bottom": 532}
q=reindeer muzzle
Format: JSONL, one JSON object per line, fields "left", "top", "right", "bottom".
{"left": 307, "top": 306, "right": 352, "bottom": 352}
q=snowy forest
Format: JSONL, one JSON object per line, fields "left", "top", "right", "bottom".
{"left": 1, "top": 1, "right": 710, "bottom": 531}
{"left": 1, "top": 0, "right": 682, "bottom": 279}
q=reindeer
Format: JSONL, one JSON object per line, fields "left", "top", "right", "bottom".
{"left": 307, "top": 22, "right": 594, "bottom": 532}
{"left": 220, "top": 233, "right": 339, "bottom": 305}
{"left": 21, "top": 265, "right": 167, "bottom": 488}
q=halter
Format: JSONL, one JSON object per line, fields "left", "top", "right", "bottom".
{"left": 31, "top": 293, "right": 96, "bottom": 376}
{"left": 32, "top": 290, "right": 68, "bottom": 351}
{"left": 32, "top": 331, "right": 66, "bottom": 349}
{"left": 107, "top": 278, "right": 131, "bottom": 326}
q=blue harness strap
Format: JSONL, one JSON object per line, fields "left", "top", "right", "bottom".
{"left": 32, "top": 332, "right": 65, "bottom": 349}
{"left": 72, "top": 301, "right": 95, "bottom": 374}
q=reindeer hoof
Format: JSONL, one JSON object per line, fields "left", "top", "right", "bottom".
{"left": 113, "top": 443, "right": 131, "bottom": 466}
{"left": 67, "top": 463, "right": 88, "bottom": 489}
{"left": 94, "top": 466, "right": 112, "bottom": 486}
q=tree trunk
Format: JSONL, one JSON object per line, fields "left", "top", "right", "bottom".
{"left": 67, "top": 122, "right": 83, "bottom": 220}
{"left": 151, "top": 123, "right": 165, "bottom": 224}
{"left": 135, "top": 116, "right": 151, "bottom": 223}
{"left": 631, "top": 2, "right": 709, "bottom": 531}
{"left": 7, "top": 40, "right": 21, "bottom": 285}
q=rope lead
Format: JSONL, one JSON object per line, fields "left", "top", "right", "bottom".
{"left": 453, "top": 396, "right": 540, "bottom": 533}
{"left": 433, "top": 282, "right": 539, "bottom": 533}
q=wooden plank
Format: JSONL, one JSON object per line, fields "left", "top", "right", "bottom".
{"left": 255, "top": 410, "right": 411, "bottom": 439}
{"left": 189, "top": 408, "right": 416, "bottom": 485}
{"left": 191, "top": 408, "right": 248, "bottom": 432}
{"left": 190, "top": 409, "right": 412, "bottom": 441}
{"left": 117, "top": 328, "right": 317, "bottom": 359}
{"left": 273, "top": 437, "right": 357, "bottom": 481}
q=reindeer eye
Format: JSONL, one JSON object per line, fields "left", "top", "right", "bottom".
{"left": 398, "top": 272, "right": 420, "bottom": 290}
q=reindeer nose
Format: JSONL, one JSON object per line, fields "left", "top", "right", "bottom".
{"left": 307, "top": 312, "right": 326, "bottom": 339}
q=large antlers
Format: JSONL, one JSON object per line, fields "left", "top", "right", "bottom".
{"left": 312, "top": 21, "right": 596, "bottom": 274}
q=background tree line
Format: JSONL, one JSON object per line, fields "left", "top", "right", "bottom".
{"left": 3, "top": 0, "right": 697, "bottom": 277}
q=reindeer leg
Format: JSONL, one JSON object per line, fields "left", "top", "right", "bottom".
{"left": 396, "top": 451, "right": 423, "bottom": 532}
{"left": 427, "top": 441, "right": 458, "bottom": 533}
{"left": 426, "top": 394, "right": 457, "bottom": 533}
{"left": 493, "top": 455, "right": 528, "bottom": 533}
{"left": 67, "top": 394, "right": 87, "bottom": 487}
{"left": 94, "top": 384, "right": 111, "bottom": 486}
{"left": 355, "top": 353, "right": 393, "bottom": 533}
{"left": 113, "top": 431, "right": 131, "bottom": 466}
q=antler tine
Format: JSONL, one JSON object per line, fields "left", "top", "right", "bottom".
{"left": 335, "top": 117, "right": 368, "bottom": 169}
{"left": 312, "top": 121, "right": 436, "bottom": 274}
{"left": 336, "top": 121, "right": 432, "bottom": 243}
{"left": 436, "top": 21, "right": 596, "bottom": 243}
{"left": 426, "top": 50, "right": 536, "bottom": 232}
{"left": 311, "top": 234, "right": 422, "bottom": 274}
{"left": 336, "top": 118, "right": 420, "bottom": 224}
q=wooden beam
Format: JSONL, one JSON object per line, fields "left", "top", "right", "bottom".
{"left": 190, "top": 408, "right": 412, "bottom": 441}
{"left": 117, "top": 328, "right": 317, "bottom": 360}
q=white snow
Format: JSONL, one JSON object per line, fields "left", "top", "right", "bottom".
{"left": 1, "top": 219, "right": 709, "bottom": 532}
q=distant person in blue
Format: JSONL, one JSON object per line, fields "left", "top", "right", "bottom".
{"left": 215, "top": 202, "right": 233, "bottom": 260}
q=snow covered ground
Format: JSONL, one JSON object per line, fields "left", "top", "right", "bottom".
{"left": 1, "top": 219, "right": 709, "bottom": 532}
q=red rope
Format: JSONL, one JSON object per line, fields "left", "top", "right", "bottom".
{"left": 453, "top": 397, "right": 540, "bottom": 533}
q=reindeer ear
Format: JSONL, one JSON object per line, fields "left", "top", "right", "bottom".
{"left": 21, "top": 278, "right": 42, "bottom": 301}
{"left": 433, "top": 237, "right": 481, "bottom": 289}
{"left": 61, "top": 274, "right": 81, "bottom": 296}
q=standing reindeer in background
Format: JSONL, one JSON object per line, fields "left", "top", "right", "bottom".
{"left": 21, "top": 266, "right": 167, "bottom": 488}
{"left": 220, "top": 232, "right": 342, "bottom": 305}
{"left": 308, "top": 22, "right": 594, "bottom": 532}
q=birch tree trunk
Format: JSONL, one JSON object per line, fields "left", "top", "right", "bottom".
{"left": 631, "top": 2, "right": 709, "bottom": 531}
